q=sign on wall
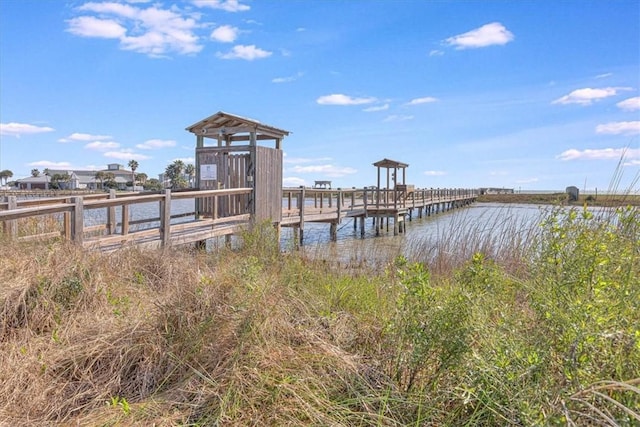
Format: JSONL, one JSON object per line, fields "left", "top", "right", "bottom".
{"left": 200, "top": 164, "right": 217, "bottom": 180}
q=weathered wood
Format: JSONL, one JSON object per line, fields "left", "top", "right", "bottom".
{"left": 71, "top": 197, "right": 84, "bottom": 244}
{"left": 2, "top": 196, "right": 17, "bottom": 239}
{"left": 107, "top": 189, "right": 117, "bottom": 234}
{"left": 159, "top": 189, "right": 172, "bottom": 247}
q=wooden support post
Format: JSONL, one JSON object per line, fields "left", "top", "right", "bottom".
{"left": 3, "top": 196, "right": 18, "bottom": 239}
{"left": 336, "top": 189, "right": 342, "bottom": 222}
{"left": 299, "top": 186, "right": 305, "bottom": 244}
{"left": 107, "top": 189, "right": 116, "bottom": 234}
{"left": 393, "top": 215, "right": 398, "bottom": 236}
{"left": 329, "top": 222, "right": 337, "bottom": 241}
{"left": 71, "top": 197, "right": 84, "bottom": 244}
{"left": 360, "top": 215, "right": 365, "bottom": 237}
{"left": 122, "top": 205, "right": 130, "bottom": 236}
{"left": 159, "top": 189, "right": 171, "bottom": 247}
{"left": 64, "top": 198, "right": 71, "bottom": 240}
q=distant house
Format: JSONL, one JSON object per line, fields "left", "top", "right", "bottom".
{"left": 16, "top": 175, "right": 51, "bottom": 190}
{"left": 479, "top": 187, "right": 514, "bottom": 195}
{"left": 15, "top": 163, "right": 136, "bottom": 191}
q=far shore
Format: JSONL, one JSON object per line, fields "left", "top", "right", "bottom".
{"left": 478, "top": 192, "right": 640, "bottom": 207}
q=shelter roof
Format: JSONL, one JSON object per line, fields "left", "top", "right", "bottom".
{"left": 185, "top": 111, "right": 290, "bottom": 140}
{"left": 372, "top": 158, "right": 409, "bottom": 168}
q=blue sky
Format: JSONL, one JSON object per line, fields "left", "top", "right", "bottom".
{"left": 1, "top": 0, "right": 639, "bottom": 191}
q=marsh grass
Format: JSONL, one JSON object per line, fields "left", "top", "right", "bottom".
{"left": 0, "top": 203, "right": 638, "bottom": 425}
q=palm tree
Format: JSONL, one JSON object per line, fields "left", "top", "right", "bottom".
{"left": 95, "top": 171, "right": 106, "bottom": 190}
{"left": 128, "top": 160, "right": 139, "bottom": 191}
{"left": 0, "top": 169, "right": 13, "bottom": 186}
{"left": 136, "top": 172, "right": 148, "bottom": 185}
{"left": 31, "top": 168, "right": 40, "bottom": 177}
{"left": 165, "top": 160, "right": 187, "bottom": 189}
{"left": 185, "top": 164, "right": 195, "bottom": 188}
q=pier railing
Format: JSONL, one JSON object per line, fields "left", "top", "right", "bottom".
{"left": 1, "top": 186, "right": 477, "bottom": 248}
{"left": 0, "top": 188, "right": 252, "bottom": 248}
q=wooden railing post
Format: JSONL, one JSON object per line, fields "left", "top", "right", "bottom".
{"left": 2, "top": 196, "right": 18, "bottom": 239}
{"left": 71, "top": 196, "right": 84, "bottom": 244}
{"left": 336, "top": 188, "right": 342, "bottom": 220}
{"left": 107, "top": 189, "right": 116, "bottom": 234}
{"left": 299, "top": 186, "right": 305, "bottom": 244}
{"left": 159, "top": 189, "right": 171, "bottom": 247}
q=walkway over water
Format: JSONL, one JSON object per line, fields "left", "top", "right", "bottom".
{"left": 0, "top": 187, "right": 477, "bottom": 251}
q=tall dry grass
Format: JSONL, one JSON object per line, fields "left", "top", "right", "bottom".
{"left": 0, "top": 205, "right": 638, "bottom": 425}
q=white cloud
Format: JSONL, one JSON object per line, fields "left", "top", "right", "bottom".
{"left": 104, "top": 150, "right": 151, "bottom": 160}
{"left": 136, "top": 139, "right": 177, "bottom": 149}
{"left": 556, "top": 147, "right": 640, "bottom": 161}
{"left": 67, "top": 2, "right": 203, "bottom": 57}
{"left": 617, "top": 96, "right": 640, "bottom": 111}
{"left": 363, "top": 104, "right": 389, "bottom": 112}
{"left": 58, "top": 132, "right": 112, "bottom": 142}
{"left": 283, "top": 176, "right": 306, "bottom": 187}
{"left": 66, "top": 16, "right": 127, "bottom": 38}
{"left": 595, "top": 73, "right": 613, "bottom": 79}
{"left": 429, "top": 49, "right": 444, "bottom": 56}
{"left": 191, "top": 0, "right": 250, "bottom": 12}
{"left": 28, "top": 160, "right": 73, "bottom": 168}
{"left": 316, "top": 94, "right": 376, "bottom": 105}
{"left": 290, "top": 164, "right": 357, "bottom": 178}
{"left": 217, "top": 44, "right": 272, "bottom": 60}
{"left": 210, "top": 25, "right": 239, "bottom": 43}
{"left": 595, "top": 121, "right": 640, "bottom": 135}
{"left": 445, "top": 22, "right": 514, "bottom": 49}
{"left": 0, "top": 122, "right": 55, "bottom": 137}
{"left": 406, "top": 96, "right": 438, "bottom": 105}
{"left": 85, "top": 141, "right": 120, "bottom": 150}
{"left": 383, "top": 115, "right": 414, "bottom": 122}
{"left": 552, "top": 87, "right": 631, "bottom": 105}
{"left": 272, "top": 72, "right": 303, "bottom": 83}
{"left": 424, "top": 170, "right": 446, "bottom": 176}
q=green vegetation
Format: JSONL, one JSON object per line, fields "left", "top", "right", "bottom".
{"left": 478, "top": 192, "right": 640, "bottom": 207}
{"left": 0, "top": 206, "right": 638, "bottom": 425}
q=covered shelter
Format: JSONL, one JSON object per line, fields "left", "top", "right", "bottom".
{"left": 372, "top": 158, "right": 412, "bottom": 209}
{"left": 186, "top": 111, "right": 290, "bottom": 223}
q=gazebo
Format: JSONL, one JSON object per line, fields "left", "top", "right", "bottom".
{"left": 372, "top": 158, "right": 410, "bottom": 208}
{"left": 185, "top": 111, "right": 290, "bottom": 222}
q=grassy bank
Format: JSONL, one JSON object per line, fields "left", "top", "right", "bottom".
{"left": 1, "top": 206, "right": 639, "bottom": 425}
{"left": 478, "top": 192, "right": 640, "bottom": 207}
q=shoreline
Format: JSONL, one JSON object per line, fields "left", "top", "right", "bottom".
{"left": 477, "top": 192, "right": 640, "bottom": 207}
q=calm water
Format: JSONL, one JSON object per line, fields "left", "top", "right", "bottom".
{"left": 280, "top": 202, "right": 551, "bottom": 266}
{"left": 63, "top": 198, "right": 619, "bottom": 265}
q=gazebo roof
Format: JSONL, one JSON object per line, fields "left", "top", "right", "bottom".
{"left": 373, "top": 158, "right": 409, "bottom": 168}
{"left": 186, "top": 111, "right": 290, "bottom": 141}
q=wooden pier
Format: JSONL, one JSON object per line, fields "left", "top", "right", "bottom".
{"left": 1, "top": 111, "right": 478, "bottom": 251}
{"left": 1, "top": 187, "right": 477, "bottom": 251}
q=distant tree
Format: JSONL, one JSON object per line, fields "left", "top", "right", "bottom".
{"left": 95, "top": 171, "right": 106, "bottom": 190}
{"left": 165, "top": 160, "right": 187, "bottom": 189}
{"left": 143, "top": 178, "right": 163, "bottom": 192}
{"left": 50, "top": 172, "right": 70, "bottom": 190}
{"left": 103, "top": 172, "right": 118, "bottom": 189}
{"left": 128, "top": 160, "right": 139, "bottom": 190}
{"left": 31, "top": 168, "right": 40, "bottom": 177}
{"left": 0, "top": 169, "right": 13, "bottom": 186}
{"left": 43, "top": 168, "right": 50, "bottom": 176}
{"left": 185, "top": 164, "right": 195, "bottom": 188}
{"left": 136, "top": 172, "right": 148, "bottom": 185}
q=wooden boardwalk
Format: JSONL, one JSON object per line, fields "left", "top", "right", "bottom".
{"left": 1, "top": 187, "right": 477, "bottom": 251}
